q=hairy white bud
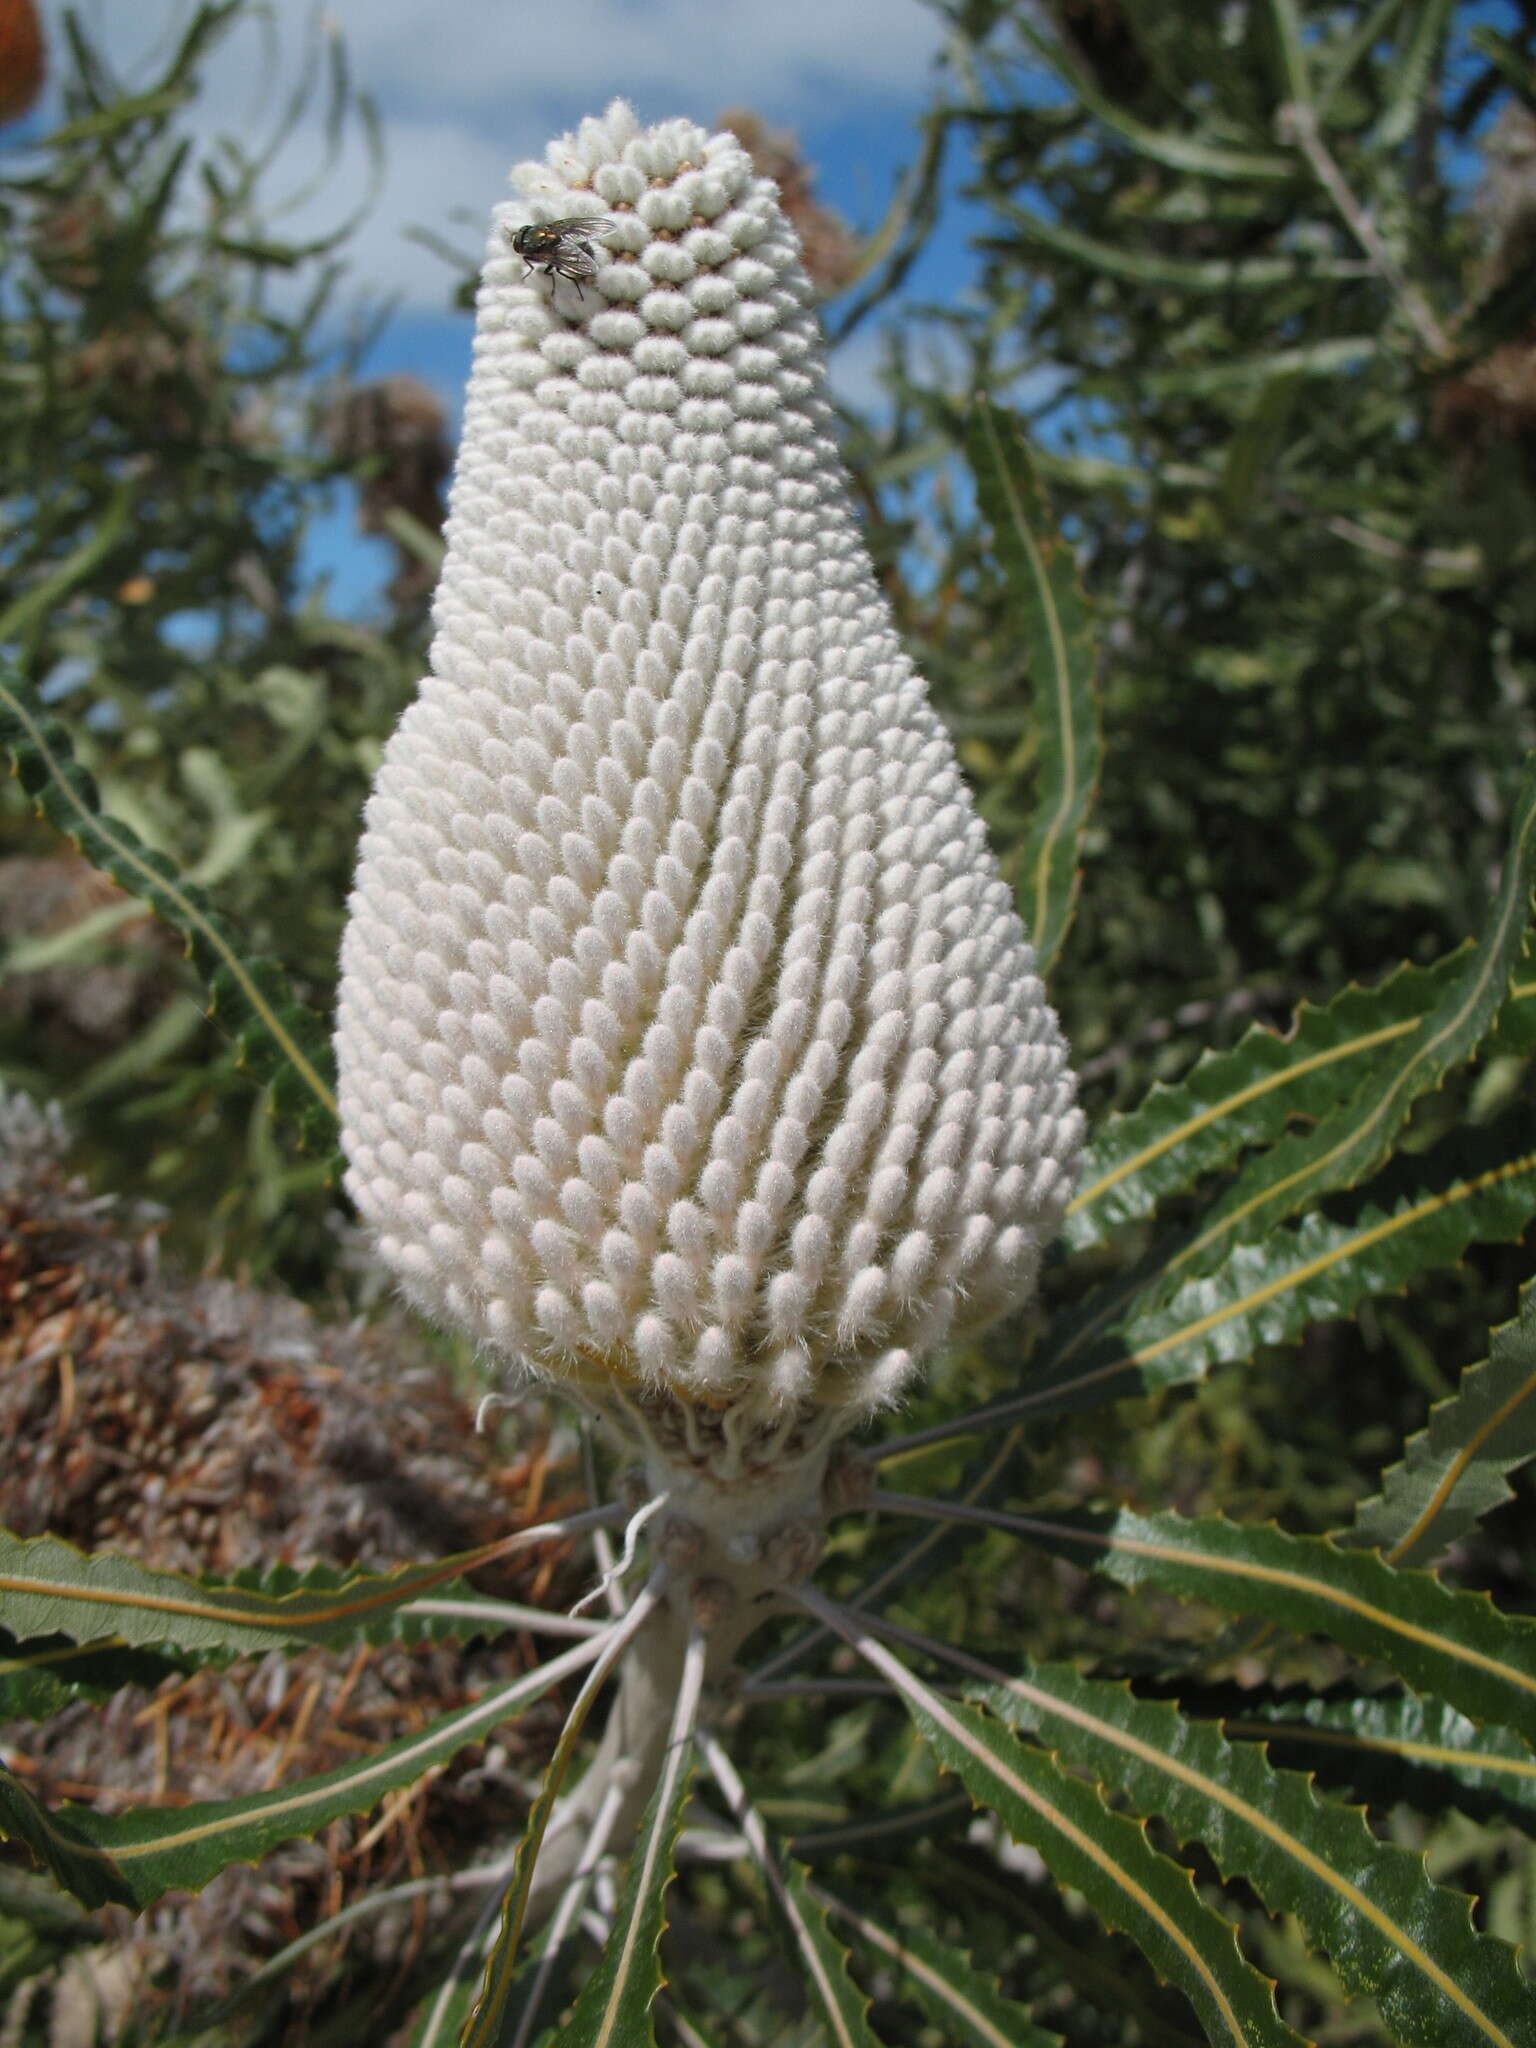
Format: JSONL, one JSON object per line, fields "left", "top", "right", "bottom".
{"left": 336, "top": 102, "right": 1083, "bottom": 1493}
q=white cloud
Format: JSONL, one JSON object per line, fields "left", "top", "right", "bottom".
{"left": 65, "top": 0, "right": 947, "bottom": 307}
{"left": 324, "top": 0, "right": 944, "bottom": 117}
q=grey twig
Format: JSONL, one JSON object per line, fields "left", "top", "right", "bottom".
{"left": 1279, "top": 101, "right": 1451, "bottom": 359}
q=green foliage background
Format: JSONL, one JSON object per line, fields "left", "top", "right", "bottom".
{"left": 2, "top": 2, "right": 1536, "bottom": 2040}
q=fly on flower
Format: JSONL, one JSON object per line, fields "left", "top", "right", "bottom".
{"left": 506, "top": 216, "right": 615, "bottom": 298}
{"left": 340, "top": 103, "right": 1083, "bottom": 1469}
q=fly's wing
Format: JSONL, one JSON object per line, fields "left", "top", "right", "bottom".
{"left": 551, "top": 216, "right": 616, "bottom": 255}
{"left": 555, "top": 242, "right": 604, "bottom": 280}
{"left": 505, "top": 217, "right": 613, "bottom": 251}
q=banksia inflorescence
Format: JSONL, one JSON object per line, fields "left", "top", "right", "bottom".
{"left": 336, "top": 102, "right": 1082, "bottom": 1520}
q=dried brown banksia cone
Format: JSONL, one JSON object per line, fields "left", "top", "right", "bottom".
{"left": 335, "top": 102, "right": 1083, "bottom": 1536}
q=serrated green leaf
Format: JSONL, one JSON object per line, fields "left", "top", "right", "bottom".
{"left": 0, "top": 1515, "right": 600, "bottom": 1662}
{"left": 883, "top": 1498, "right": 1536, "bottom": 1745}
{"left": 703, "top": 1733, "right": 881, "bottom": 2048}
{"left": 1347, "top": 1282, "right": 1536, "bottom": 1568}
{"left": 799, "top": 1594, "right": 1303, "bottom": 2048}
{"left": 550, "top": 1631, "right": 706, "bottom": 2048}
{"left": 0, "top": 1632, "right": 183, "bottom": 1719}
{"left": 1223, "top": 1691, "right": 1536, "bottom": 1837}
{"left": 1490, "top": 938, "right": 1536, "bottom": 1053}
{"left": 0, "top": 1628, "right": 607, "bottom": 1910}
{"left": 894, "top": 1112, "right": 1536, "bottom": 1445}
{"left": 1096, "top": 1119, "right": 1536, "bottom": 1412}
{"left": 777, "top": 1862, "right": 885, "bottom": 2048}
{"left": 1163, "top": 760, "right": 1536, "bottom": 1286}
{"left": 819, "top": 1886, "right": 1063, "bottom": 2048}
{"left": 0, "top": 664, "right": 338, "bottom": 1148}
{"left": 960, "top": 1653, "right": 1534, "bottom": 2048}
{"left": 1067, "top": 947, "right": 1474, "bottom": 1251}
{"left": 0, "top": 1767, "right": 137, "bottom": 1911}
{"left": 967, "top": 399, "right": 1100, "bottom": 977}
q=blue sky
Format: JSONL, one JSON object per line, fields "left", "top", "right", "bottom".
{"left": 21, "top": 1, "right": 982, "bottom": 615}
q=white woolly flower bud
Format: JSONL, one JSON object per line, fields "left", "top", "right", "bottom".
{"left": 336, "top": 102, "right": 1084, "bottom": 1497}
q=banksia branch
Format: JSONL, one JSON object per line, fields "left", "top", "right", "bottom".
{"left": 336, "top": 102, "right": 1083, "bottom": 1532}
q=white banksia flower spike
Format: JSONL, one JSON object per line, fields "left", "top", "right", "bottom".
{"left": 336, "top": 102, "right": 1084, "bottom": 1489}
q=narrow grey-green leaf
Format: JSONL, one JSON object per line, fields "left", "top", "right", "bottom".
{"left": 1316, "top": 0, "right": 1410, "bottom": 111}
{"left": 0, "top": 485, "right": 133, "bottom": 647}
{"left": 759, "top": 1425, "right": 1028, "bottom": 1682}
{"left": 1010, "top": 17, "right": 1293, "bottom": 180}
{"left": 461, "top": 1587, "right": 663, "bottom": 2048}
{"left": 1220, "top": 373, "right": 1304, "bottom": 522}
{"left": 1366, "top": 0, "right": 1454, "bottom": 151}
{"left": 1469, "top": 24, "right": 1536, "bottom": 99}
{"left": 967, "top": 398, "right": 1100, "bottom": 976}
{"left": 1262, "top": 0, "right": 1312, "bottom": 103}
{"left": 1135, "top": 336, "right": 1379, "bottom": 396}
{"left": 997, "top": 202, "right": 1356, "bottom": 292}
{"left": 787, "top": 1791, "right": 971, "bottom": 1862}
{"left": 557, "top": 1631, "right": 706, "bottom": 2048}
